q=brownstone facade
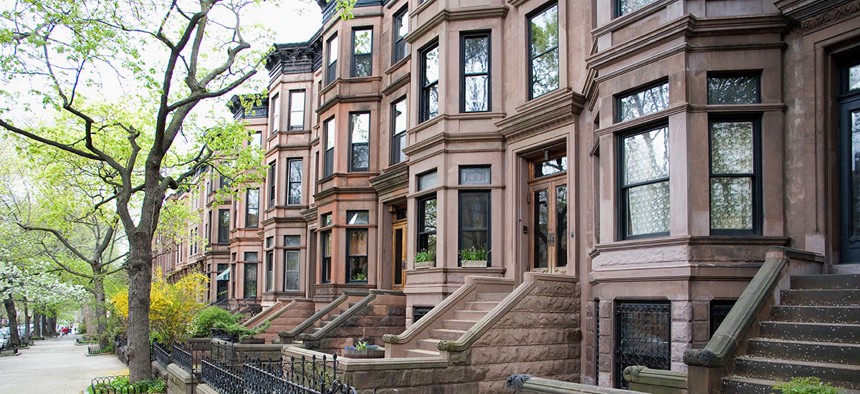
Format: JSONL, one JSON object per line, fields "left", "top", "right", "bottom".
{"left": 155, "top": 0, "right": 860, "bottom": 389}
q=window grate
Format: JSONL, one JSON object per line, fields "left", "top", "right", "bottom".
{"left": 614, "top": 302, "right": 671, "bottom": 388}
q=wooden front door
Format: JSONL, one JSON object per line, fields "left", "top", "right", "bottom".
{"left": 529, "top": 155, "right": 568, "bottom": 273}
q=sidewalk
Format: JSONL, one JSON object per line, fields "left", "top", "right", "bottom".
{"left": 0, "top": 335, "right": 128, "bottom": 394}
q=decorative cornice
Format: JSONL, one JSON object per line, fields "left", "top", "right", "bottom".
{"left": 313, "top": 185, "right": 378, "bottom": 201}
{"left": 798, "top": 1, "right": 860, "bottom": 32}
{"left": 369, "top": 165, "right": 409, "bottom": 196}
{"left": 300, "top": 206, "right": 318, "bottom": 223}
{"left": 227, "top": 93, "right": 268, "bottom": 120}
{"left": 317, "top": 90, "right": 384, "bottom": 114}
{"left": 495, "top": 88, "right": 584, "bottom": 142}
{"left": 405, "top": 6, "right": 509, "bottom": 44}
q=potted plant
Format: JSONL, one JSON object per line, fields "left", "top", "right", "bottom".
{"left": 343, "top": 339, "right": 385, "bottom": 359}
{"left": 414, "top": 249, "right": 435, "bottom": 269}
{"left": 351, "top": 272, "right": 367, "bottom": 282}
{"left": 460, "top": 247, "right": 488, "bottom": 267}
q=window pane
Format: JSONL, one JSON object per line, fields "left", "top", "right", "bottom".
{"left": 347, "top": 210, "right": 369, "bottom": 225}
{"left": 534, "top": 189, "right": 548, "bottom": 269}
{"left": 530, "top": 4, "right": 558, "bottom": 56}
{"left": 351, "top": 113, "right": 369, "bottom": 143}
{"left": 325, "top": 119, "right": 335, "bottom": 149}
{"left": 284, "top": 235, "right": 301, "bottom": 247}
{"left": 244, "top": 263, "right": 257, "bottom": 298}
{"left": 535, "top": 157, "right": 568, "bottom": 177}
{"left": 464, "top": 36, "right": 488, "bottom": 74}
{"left": 348, "top": 230, "right": 367, "bottom": 254}
{"left": 626, "top": 181, "right": 670, "bottom": 236}
{"left": 218, "top": 209, "right": 230, "bottom": 244}
{"left": 251, "top": 132, "right": 261, "bottom": 147}
{"left": 351, "top": 144, "right": 369, "bottom": 170}
{"left": 348, "top": 230, "right": 368, "bottom": 282}
{"left": 461, "top": 193, "right": 489, "bottom": 229}
{"left": 354, "top": 56, "right": 372, "bottom": 77}
{"left": 246, "top": 188, "right": 259, "bottom": 227}
{"left": 531, "top": 51, "right": 559, "bottom": 98}
{"left": 428, "top": 85, "right": 439, "bottom": 118}
{"left": 322, "top": 213, "right": 332, "bottom": 227}
{"left": 396, "top": 13, "right": 408, "bottom": 39}
{"left": 289, "top": 91, "right": 305, "bottom": 129}
{"left": 394, "top": 100, "right": 407, "bottom": 134}
{"left": 465, "top": 75, "right": 488, "bottom": 112}
{"left": 244, "top": 252, "right": 258, "bottom": 262}
{"left": 422, "top": 198, "right": 437, "bottom": 231}
{"left": 708, "top": 75, "right": 760, "bottom": 104}
{"left": 460, "top": 166, "right": 491, "bottom": 185}
{"left": 285, "top": 250, "right": 300, "bottom": 291}
{"left": 556, "top": 185, "right": 567, "bottom": 267}
{"left": 619, "top": 83, "right": 669, "bottom": 122}
{"left": 619, "top": 0, "right": 657, "bottom": 15}
{"left": 851, "top": 65, "right": 860, "bottom": 91}
{"left": 711, "top": 121, "right": 753, "bottom": 174}
{"left": 623, "top": 127, "right": 669, "bottom": 185}
{"left": 328, "top": 36, "right": 338, "bottom": 63}
{"left": 424, "top": 46, "right": 439, "bottom": 84}
{"left": 418, "top": 171, "right": 437, "bottom": 191}
{"left": 354, "top": 30, "right": 372, "bottom": 54}
{"left": 711, "top": 177, "right": 753, "bottom": 230}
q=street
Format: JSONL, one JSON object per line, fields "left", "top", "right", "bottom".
{"left": 0, "top": 336, "right": 128, "bottom": 394}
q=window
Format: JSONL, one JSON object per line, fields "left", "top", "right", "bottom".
{"left": 418, "top": 170, "right": 437, "bottom": 191}
{"left": 251, "top": 132, "right": 261, "bottom": 148}
{"left": 268, "top": 161, "right": 276, "bottom": 208}
{"left": 614, "top": 302, "right": 671, "bottom": 388}
{"left": 709, "top": 300, "right": 735, "bottom": 336}
{"left": 620, "top": 126, "right": 670, "bottom": 238}
{"left": 217, "top": 209, "right": 230, "bottom": 244}
{"left": 417, "top": 196, "right": 437, "bottom": 255}
{"left": 219, "top": 174, "right": 231, "bottom": 190}
{"left": 287, "top": 159, "right": 302, "bottom": 205}
{"left": 709, "top": 118, "right": 760, "bottom": 233}
{"left": 420, "top": 41, "right": 440, "bottom": 122}
{"left": 391, "top": 98, "right": 407, "bottom": 165}
{"left": 528, "top": 3, "right": 559, "bottom": 100}
{"left": 265, "top": 250, "right": 274, "bottom": 292}
{"left": 326, "top": 34, "right": 338, "bottom": 84}
{"left": 288, "top": 90, "right": 305, "bottom": 130}
{"left": 243, "top": 262, "right": 257, "bottom": 298}
{"left": 616, "top": 0, "right": 658, "bottom": 17}
{"left": 216, "top": 263, "right": 229, "bottom": 301}
{"left": 284, "top": 235, "right": 300, "bottom": 291}
{"left": 321, "top": 212, "right": 333, "bottom": 227}
{"left": 352, "top": 28, "right": 373, "bottom": 77}
{"left": 459, "top": 191, "right": 490, "bottom": 265}
{"left": 349, "top": 112, "right": 370, "bottom": 172}
{"left": 271, "top": 93, "right": 280, "bottom": 134}
{"left": 392, "top": 7, "right": 408, "bottom": 63}
{"left": 321, "top": 231, "right": 332, "bottom": 283}
{"left": 461, "top": 32, "right": 490, "bottom": 112}
{"left": 347, "top": 210, "right": 369, "bottom": 225}
{"left": 323, "top": 117, "right": 335, "bottom": 177}
{"left": 708, "top": 74, "right": 760, "bottom": 104}
{"left": 347, "top": 229, "right": 368, "bottom": 282}
{"left": 266, "top": 236, "right": 274, "bottom": 249}
{"left": 617, "top": 81, "right": 669, "bottom": 122}
{"left": 535, "top": 156, "right": 568, "bottom": 177}
{"left": 245, "top": 188, "right": 259, "bottom": 228}
{"left": 459, "top": 166, "right": 491, "bottom": 185}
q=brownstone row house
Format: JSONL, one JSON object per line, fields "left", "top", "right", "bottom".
{"left": 154, "top": 0, "right": 860, "bottom": 390}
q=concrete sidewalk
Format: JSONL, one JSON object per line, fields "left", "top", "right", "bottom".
{"left": 0, "top": 335, "right": 128, "bottom": 394}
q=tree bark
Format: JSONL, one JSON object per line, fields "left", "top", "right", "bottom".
{"left": 22, "top": 298, "right": 30, "bottom": 342}
{"left": 33, "top": 312, "right": 42, "bottom": 338}
{"left": 47, "top": 315, "right": 56, "bottom": 336}
{"left": 3, "top": 295, "right": 20, "bottom": 347}
{"left": 92, "top": 275, "right": 109, "bottom": 349}
{"left": 126, "top": 233, "right": 153, "bottom": 381}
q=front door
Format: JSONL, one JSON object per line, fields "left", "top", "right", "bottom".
{"left": 393, "top": 220, "right": 407, "bottom": 289}
{"left": 840, "top": 62, "right": 860, "bottom": 263}
{"left": 529, "top": 155, "right": 568, "bottom": 273}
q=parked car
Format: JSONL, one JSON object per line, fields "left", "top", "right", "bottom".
{"left": 0, "top": 331, "right": 9, "bottom": 350}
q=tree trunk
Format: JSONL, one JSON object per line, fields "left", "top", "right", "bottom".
{"left": 93, "top": 275, "right": 109, "bottom": 349}
{"left": 3, "top": 295, "right": 20, "bottom": 347}
{"left": 33, "top": 312, "right": 42, "bottom": 338}
{"left": 126, "top": 233, "right": 153, "bottom": 381}
{"left": 22, "top": 298, "right": 30, "bottom": 343}
{"left": 47, "top": 315, "right": 56, "bottom": 336}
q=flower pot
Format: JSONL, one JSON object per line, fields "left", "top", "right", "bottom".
{"left": 343, "top": 348, "right": 385, "bottom": 359}
{"left": 461, "top": 260, "right": 487, "bottom": 268}
{"left": 414, "top": 260, "right": 434, "bottom": 269}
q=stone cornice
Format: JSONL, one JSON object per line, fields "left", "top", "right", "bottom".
{"left": 775, "top": 0, "right": 858, "bottom": 29}
{"left": 369, "top": 165, "right": 409, "bottom": 195}
{"left": 403, "top": 130, "right": 506, "bottom": 156}
{"left": 382, "top": 72, "right": 411, "bottom": 96}
{"left": 313, "top": 185, "right": 378, "bottom": 201}
{"left": 405, "top": 6, "right": 509, "bottom": 44}
{"left": 495, "top": 88, "right": 584, "bottom": 142}
{"left": 317, "top": 90, "right": 384, "bottom": 114}
{"left": 300, "top": 206, "right": 318, "bottom": 223}
{"left": 589, "top": 235, "right": 791, "bottom": 259}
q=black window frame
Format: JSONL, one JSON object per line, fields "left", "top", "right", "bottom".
{"left": 527, "top": 1, "right": 559, "bottom": 100}
{"left": 270, "top": 93, "right": 280, "bottom": 134}
{"left": 458, "top": 190, "right": 491, "bottom": 266}
{"left": 243, "top": 262, "right": 257, "bottom": 298}
{"left": 217, "top": 208, "right": 230, "bottom": 244}
{"left": 326, "top": 34, "right": 338, "bottom": 85}
{"left": 288, "top": 90, "right": 306, "bottom": 131}
{"left": 346, "top": 228, "right": 369, "bottom": 283}
{"left": 283, "top": 235, "right": 301, "bottom": 291}
{"left": 392, "top": 7, "right": 409, "bottom": 64}
{"left": 615, "top": 79, "right": 670, "bottom": 123}
{"left": 460, "top": 31, "right": 491, "bottom": 113}
{"left": 351, "top": 27, "right": 373, "bottom": 78}
{"left": 417, "top": 194, "right": 438, "bottom": 254}
{"left": 265, "top": 250, "right": 274, "bottom": 292}
{"left": 323, "top": 117, "right": 335, "bottom": 177}
{"left": 349, "top": 112, "right": 370, "bottom": 172}
{"left": 419, "top": 40, "right": 440, "bottom": 123}
{"left": 267, "top": 160, "right": 276, "bottom": 208}
{"left": 708, "top": 115, "right": 762, "bottom": 235}
{"left": 390, "top": 97, "right": 408, "bottom": 165}
{"left": 321, "top": 230, "right": 332, "bottom": 284}
{"left": 245, "top": 188, "right": 259, "bottom": 228}
{"left": 618, "top": 122, "right": 670, "bottom": 240}
{"left": 707, "top": 71, "right": 761, "bottom": 105}
{"left": 287, "top": 158, "right": 303, "bottom": 206}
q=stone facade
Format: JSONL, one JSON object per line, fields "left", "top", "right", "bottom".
{"left": 302, "top": 292, "right": 406, "bottom": 355}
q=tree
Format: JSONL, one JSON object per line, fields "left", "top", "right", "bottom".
{"left": 0, "top": 0, "right": 267, "bottom": 380}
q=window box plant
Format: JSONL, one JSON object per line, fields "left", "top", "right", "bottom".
{"left": 414, "top": 249, "right": 435, "bottom": 269}
{"left": 343, "top": 340, "right": 385, "bottom": 359}
{"left": 460, "top": 247, "right": 488, "bottom": 267}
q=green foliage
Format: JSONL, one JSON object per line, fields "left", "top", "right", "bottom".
{"left": 459, "top": 247, "right": 487, "bottom": 261}
{"left": 87, "top": 376, "right": 166, "bottom": 394}
{"left": 773, "top": 377, "right": 842, "bottom": 394}
{"left": 189, "top": 307, "right": 239, "bottom": 338}
{"left": 415, "top": 250, "right": 435, "bottom": 263}
{"left": 213, "top": 320, "right": 270, "bottom": 340}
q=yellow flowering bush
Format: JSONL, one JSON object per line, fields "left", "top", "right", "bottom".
{"left": 111, "top": 271, "right": 209, "bottom": 345}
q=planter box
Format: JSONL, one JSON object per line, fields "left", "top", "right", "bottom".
{"left": 461, "top": 260, "right": 488, "bottom": 268}
{"left": 344, "top": 348, "right": 385, "bottom": 359}
{"left": 414, "top": 260, "right": 434, "bottom": 269}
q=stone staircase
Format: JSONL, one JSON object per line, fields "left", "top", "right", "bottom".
{"left": 722, "top": 273, "right": 860, "bottom": 393}
{"left": 404, "top": 292, "right": 508, "bottom": 358}
{"left": 242, "top": 299, "right": 314, "bottom": 343}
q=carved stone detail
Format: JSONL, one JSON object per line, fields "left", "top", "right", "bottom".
{"left": 800, "top": 1, "right": 860, "bottom": 31}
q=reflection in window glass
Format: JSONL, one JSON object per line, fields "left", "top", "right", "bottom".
{"left": 708, "top": 75, "right": 760, "bottom": 104}
{"left": 347, "top": 210, "right": 369, "bottom": 225}
{"left": 321, "top": 213, "right": 332, "bottom": 227}
{"left": 245, "top": 188, "right": 259, "bottom": 228}
{"left": 350, "top": 113, "right": 370, "bottom": 171}
{"left": 391, "top": 98, "right": 408, "bottom": 164}
{"left": 421, "top": 43, "right": 440, "bottom": 122}
{"left": 621, "top": 126, "right": 670, "bottom": 237}
{"left": 618, "top": 82, "right": 669, "bottom": 122}
{"left": 321, "top": 231, "right": 331, "bottom": 283}
{"left": 324, "top": 118, "right": 335, "bottom": 177}
{"left": 347, "top": 229, "right": 368, "bottom": 282}
{"left": 459, "top": 166, "right": 491, "bottom": 185}
{"left": 534, "top": 157, "right": 568, "bottom": 178}
{"left": 710, "top": 120, "right": 757, "bottom": 232}
{"left": 418, "top": 170, "right": 437, "bottom": 191}
{"left": 284, "top": 250, "right": 300, "bottom": 291}
{"left": 327, "top": 35, "right": 338, "bottom": 84}
{"left": 418, "top": 197, "right": 437, "bottom": 254}
{"left": 851, "top": 65, "right": 860, "bottom": 91}
{"left": 352, "top": 29, "right": 373, "bottom": 77}
{"left": 529, "top": 3, "right": 559, "bottom": 99}
{"left": 284, "top": 235, "right": 301, "bottom": 247}
{"left": 617, "top": 0, "right": 657, "bottom": 16}
{"left": 463, "top": 33, "right": 490, "bottom": 112}
{"left": 393, "top": 8, "right": 409, "bottom": 63}
{"left": 243, "top": 263, "right": 257, "bottom": 298}
{"left": 459, "top": 191, "right": 490, "bottom": 266}
{"left": 289, "top": 90, "right": 305, "bottom": 130}
{"left": 287, "top": 159, "right": 302, "bottom": 205}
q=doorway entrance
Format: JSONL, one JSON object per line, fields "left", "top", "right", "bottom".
{"left": 529, "top": 153, "right": 568, "bottom": 274}
{"left": 393, "top": 219, "right": 407, "bottom": 289}
{"left": 839, "top": 62, "right": 860, "bottom": 263}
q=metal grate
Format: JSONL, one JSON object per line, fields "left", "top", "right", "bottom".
{"left": 614, "top": 301, "right": 671, "bottom": 389}
{"left": 709, "top": 300, "right": 736, "bottom": 337}
{"left": 413, "top": 306, "right": 433, "bottom": 323}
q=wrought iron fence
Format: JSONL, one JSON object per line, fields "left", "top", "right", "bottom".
{"left": 242, "top": 355, "right": 356, "bottom": 394}
{"left": 173, "top": 344, "right": 194, "bottom": 375}
{"left": 89, "top": 376, "right": 146, "bottom": 394}
{"left": 153, "top": 341, "right": 171, "bottom": 366}
{"left": 172, "top": 341, "right": 212, "bottom": 379}
{"left": 614, "top": 302, "right": 671, "bottom": 389}
{"left": 202, "top": 355, "right": 244, "bottom": 394}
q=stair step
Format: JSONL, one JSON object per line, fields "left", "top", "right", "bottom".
{"left": 442, "top": 319, "right": 479, "bottom": 331}
{"left": 770, "top": 305, "right": 860, "bottom": 324}
{"left": 418, "top": 339, "right": 441, "bottom": 352}
{"left": 454, "top": 310, "right": 488, "bottom": 321}
{"left": 464, "top": 301, "right": 499, "bottom": 311}
{"left": 780, "top": 289, "right": 860, "bottom": 306}
{"left": 475, "top": 292, "right": 509, "bottom": 302}
{"left": 791, "top": 274, "right": 860, "bottom": 290}
{"left": 747, "top": 338, "right": 860, "bottom": 365}
{"left": 722, "top": 376, "right": 782, "bottom": 394}
{"left": 734, "top": 356, "right": 860, "bottom": 389}
{"left": 760, "top": 321, "right": 860, "bottom": 343}
{"left": 404, "top": 349, "right": 441, "bottom": 358}
{"left": 429, "top": 328, "right": 466, "bottom": 341}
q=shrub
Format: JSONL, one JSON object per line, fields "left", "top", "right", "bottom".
{"left": 212, "top": 320, "right": 270, "bottom": 340}
{"left": 415, "top": 250, "right": 435, "bottom": 263}
{"left": 773, "top": 377, "right": 842, "bottom": 394}
{"left": 189, "top": 307, "right": 238, "bottom": 338}
{"left": 460, "top": 247, "right": 487, "bottom": 261}
{"left": 87, "top": 376, "right": 166, "bottom": 394}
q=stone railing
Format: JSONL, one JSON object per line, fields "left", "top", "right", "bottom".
{"left": 505, "top": 375, "right": 639, "bottom": 393}
{"left": 682, "top": 247, "right": 824, "bottom": 393}
{"left": 622, "top": 366, "right": 687, "bottom": 393}
{"left": 277, "top": 291, "right": 366, "bottom": 342}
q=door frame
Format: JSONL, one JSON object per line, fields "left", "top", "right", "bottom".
{"left": 392, "top": 219, "right": 407, "bottom": 289}
{"left": 527, "top": 151, "right": 568, "bottom": 274}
